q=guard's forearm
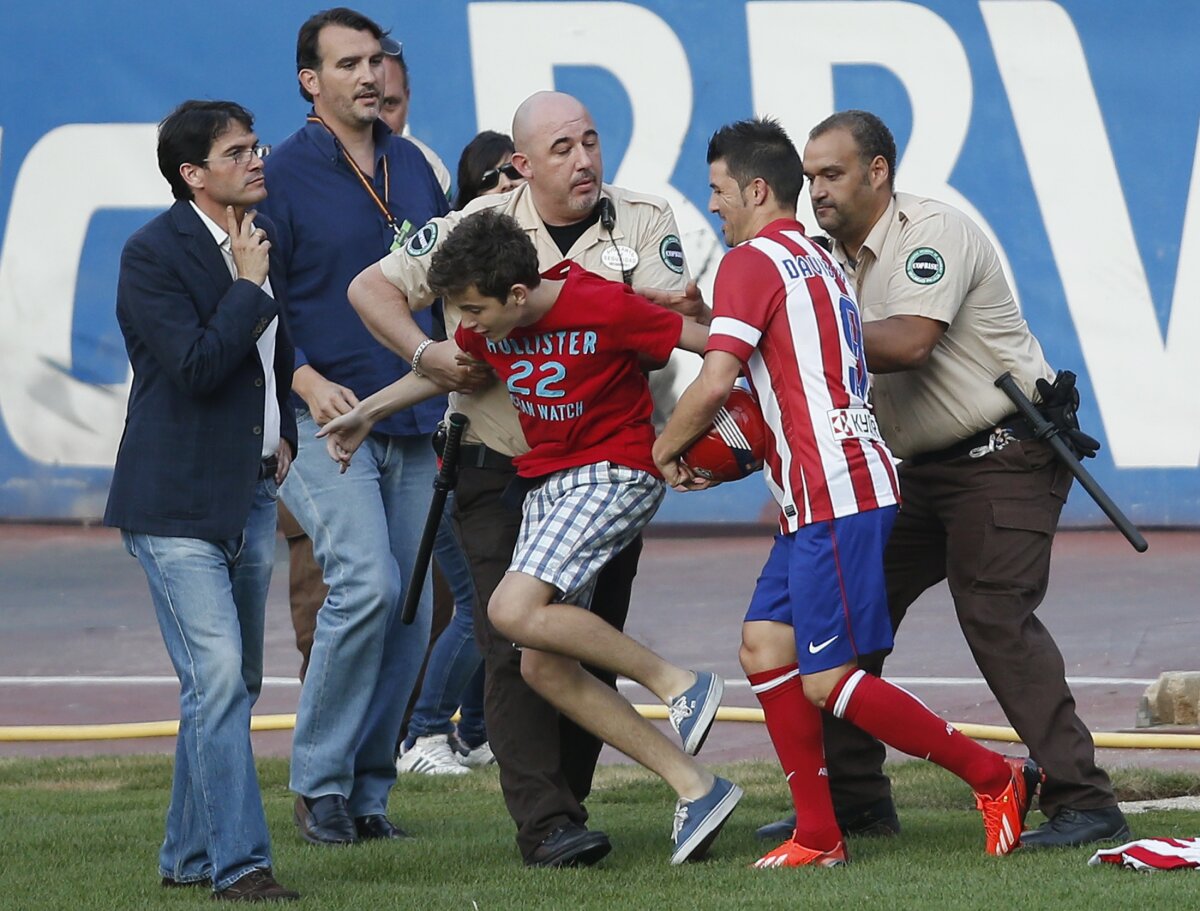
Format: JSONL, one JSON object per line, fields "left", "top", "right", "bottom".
{"left": 348, "top": 264, "right": 428, "bottom": 360}
{"left": 863, "top": 315, "right": 945, "bottom": 373}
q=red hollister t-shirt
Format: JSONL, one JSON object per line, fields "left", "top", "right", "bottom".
{"left": 454, "top": 261, "right": 683, "bottom": 478}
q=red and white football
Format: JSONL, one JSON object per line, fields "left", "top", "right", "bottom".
{"left": 681, "top": 387, "right": 767, "bottom": 483}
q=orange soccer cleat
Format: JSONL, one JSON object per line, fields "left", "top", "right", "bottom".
{"left": 753, "top": 837, "right": 849, "bottom": 869}
{"left": 976, "top": 756, "right": 1043, "bottom": 856}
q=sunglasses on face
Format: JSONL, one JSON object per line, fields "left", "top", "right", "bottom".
{"left": 478, "top": 162, "right": 522, "bottom": 192}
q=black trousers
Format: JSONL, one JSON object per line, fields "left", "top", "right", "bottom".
{"left": 822, "top": 439, "right": 1117, "bottom": 818}
{"left": 452, "top": 462, "right": 640, "bottom": 859}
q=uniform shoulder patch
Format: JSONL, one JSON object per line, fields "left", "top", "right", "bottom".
{"left": 659, "top": 234, "right": 685, "bottom": 274}
{"left": 905, "top": 247, "right": 944, "bottom": 284}
{"left": 405, "top": 222, "right": 439, "bottom": 257}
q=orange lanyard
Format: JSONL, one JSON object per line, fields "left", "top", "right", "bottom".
{"left": 307, "top": 115, "right": 402, "bottom": 240}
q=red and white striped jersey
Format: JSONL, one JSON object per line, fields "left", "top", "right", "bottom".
{"left": 706, "top": 218, "right": 899, "bottom": 533}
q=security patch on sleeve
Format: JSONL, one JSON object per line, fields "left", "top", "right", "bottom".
{"left": 660, "top": 234, "right": 685, "bottom": 274}
{"left": 905, "top": 247, "right": 944, "bottom": 284}
{"left": 405, "top": 222, "right": 439, "bottom": 257}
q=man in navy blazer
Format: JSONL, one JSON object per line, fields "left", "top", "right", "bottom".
{"left": 104, "top": 100, "right": 299, "bottom": 903}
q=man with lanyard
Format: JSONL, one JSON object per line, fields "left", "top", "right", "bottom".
{"left": 347, "top": 91, "right": 691, "bottom": 867}
{"left": 257, "top": 7, "right": 448, "bottom": 846}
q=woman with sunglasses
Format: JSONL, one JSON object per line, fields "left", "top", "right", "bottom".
{"left": 453, "top": 131, "right": 524, "bottom": 211}
{"left": 396, "top": 130, "right": 526, "bottom": 778}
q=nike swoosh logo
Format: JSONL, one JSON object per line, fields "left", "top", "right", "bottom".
{"left": 808, "top": 635, "right": 838, "bottom": 654}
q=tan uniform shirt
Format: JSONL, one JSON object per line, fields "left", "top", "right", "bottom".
{"left": 404, "top": 134, "right": 452, "bottom": 198}
{"left": 378, "top": 182, "right": 690, "bottom": 456}
{"left": 832, "top": 193, "right": 1054, "bottom": 459}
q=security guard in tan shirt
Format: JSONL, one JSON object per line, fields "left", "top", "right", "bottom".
{"left": 848, "top": 191, "right": 1053, "bottom": 459}
{"left": 764, "top": 109, "right": 1126, "bottom": 849}
{"left": 346, "top": 91, "right": 690, "bottom": 867}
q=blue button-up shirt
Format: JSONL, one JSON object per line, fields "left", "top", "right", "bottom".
{"left": 260, "top": 115, "right": 448, "bottom": 436}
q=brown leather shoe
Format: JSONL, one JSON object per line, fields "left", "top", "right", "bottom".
{"left": 212, "top": 868, "right": 299, "bottom": 902}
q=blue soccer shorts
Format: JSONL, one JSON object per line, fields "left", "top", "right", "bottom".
{"left": 744, "top": 505, "right": 898, "bottom": 674}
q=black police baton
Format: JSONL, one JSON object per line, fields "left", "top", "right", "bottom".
{"left": 401, "top": 412, "right": 469, "bottom": 625}
{"left": 994, "top": 373, "right": 1147, "bottom": 553}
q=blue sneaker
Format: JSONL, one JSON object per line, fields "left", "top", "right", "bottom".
{"left": 668, "top": 671, "right": 724, "bottom": 756}
{"left": 671, "top": 776, "right": 743, "bottom": 865}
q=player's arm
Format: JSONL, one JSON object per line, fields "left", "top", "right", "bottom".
{"left": 862, "top": 314, "right": 946, "bottom": 373}
{"left": 652, "top": 349, "right": 742, "bottom": 490}
{"left": 315, "top": 371, "right": 448, "bottom": 472}
{"left": 675, "top": 317, "right": 709, "bottom": 355}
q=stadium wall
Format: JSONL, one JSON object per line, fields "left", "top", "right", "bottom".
{"left": 0, "top": 0, "right": 1194, "bottom": 525}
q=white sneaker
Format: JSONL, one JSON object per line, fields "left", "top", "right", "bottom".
{"left": 455, "top": 739, "right": 496, "bottom": 769}
{"left": 395, "top": 734, "right": 470, "bottom": 776}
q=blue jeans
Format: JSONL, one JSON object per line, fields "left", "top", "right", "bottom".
{"left": 122, "top": 479, "right": 278, "bottom": 891}
{"left": 282, "top": 410, "right": 435, "bottom": 816}
{"left": 405, "top": 501, "right": 486, "bottom": 748}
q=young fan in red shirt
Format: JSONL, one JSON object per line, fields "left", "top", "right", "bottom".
{"left": 453, "top": 258, "right": 676, "bottom": 479}
{"left": 319, "top": 209, "right": 742, "bottom": 865}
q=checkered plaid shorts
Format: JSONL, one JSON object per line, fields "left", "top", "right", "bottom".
{"left": 509, "top": 461, "right": 665, "bottom": 605}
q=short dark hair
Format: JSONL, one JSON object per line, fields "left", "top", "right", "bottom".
{"left": 295, "top": 7, "right": 385, "bottom": 103}
{"left": 706, "top": 117, "right": 804, "bottom": 210}
{"left": 157, "top": 100, "right": 254, "bottom": 201}
{"left": 428, "top": 210, "right": 541, "bottom": 302}
{"left": 453, "top": 131, "right": 516, "bottom": 210}
{"left": 809, "top": 110, "right": 897, "bottom": 188}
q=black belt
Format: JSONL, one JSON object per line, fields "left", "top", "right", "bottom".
{"left": 457, "top": 443, "right": 515, "bottom": 471}
{"left": 258, "top": 455, "right": 278, "bottom": 480}
{"left": 432, "top": 429, "right": 514, "bottom": 472}
{"left": 906, "top": 414, "right": 1035, "bottom": 466}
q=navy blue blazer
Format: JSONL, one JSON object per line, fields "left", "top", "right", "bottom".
{"left": 104, "top": 200, "right": 298, "bottom": 539}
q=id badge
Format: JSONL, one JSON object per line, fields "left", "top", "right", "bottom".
{"left": 390, "top": 218, "right": 415, "bottom": 252}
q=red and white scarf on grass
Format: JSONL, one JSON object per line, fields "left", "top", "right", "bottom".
{"left": 1089, "top": 837, "right": 1200, "bottom": 871}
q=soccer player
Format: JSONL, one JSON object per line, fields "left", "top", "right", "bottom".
{"left": 652, "top": 118, "right": 1040, "bottom": 867}
{"left": 319, "top": 208, "right": 742, "bottom": 865}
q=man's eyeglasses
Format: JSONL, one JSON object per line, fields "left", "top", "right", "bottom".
{"left": 201, "top": 145, "right": 271, "bottom": 168}
{"left": 478, "top": 163, "right": 521, "bottom": 192}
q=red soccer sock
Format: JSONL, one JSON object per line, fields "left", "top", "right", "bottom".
{"left": 749, "top": 664, "right": 843, "bottom": 850}
{"left": 827, "top": 669, "right": 1010, "bottom": 798}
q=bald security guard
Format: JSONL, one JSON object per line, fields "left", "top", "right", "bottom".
{"left": 779, "top": 109, "right": 1128, "bottom": 849}
{"left": 347, "top": 90, "right": 691, "bottom": 867}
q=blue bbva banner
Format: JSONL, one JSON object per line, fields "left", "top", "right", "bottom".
{"left": 0, "top": 1, "right": 1194, "bottom": 524}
